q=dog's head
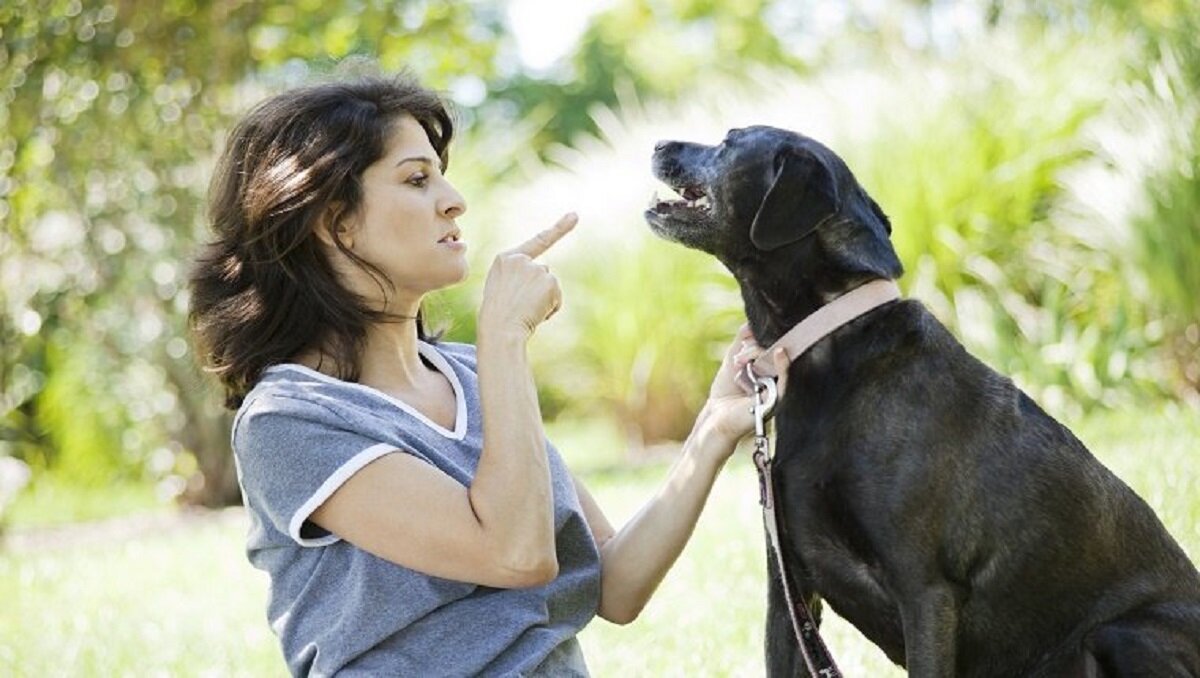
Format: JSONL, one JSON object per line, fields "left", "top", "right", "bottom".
{"left": 645, "top": 125, "right": 903, "bottom": 334}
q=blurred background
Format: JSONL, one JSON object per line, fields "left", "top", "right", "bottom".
{"left": 1, "top": 0, "right": 1198, "bottom": 674}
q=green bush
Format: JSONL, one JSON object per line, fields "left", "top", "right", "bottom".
{"left": 1128, "top": 52, "right": 1200, "bottom": 397}
{"left": 843, "top": 31, "right": 1185, "bottom": 418}
{"left": 550, "top": 238, "right": 742, "bottom": 447}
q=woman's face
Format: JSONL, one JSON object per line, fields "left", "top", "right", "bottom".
{"left": 333, "top": 115, "right": 468, "bottom": 310}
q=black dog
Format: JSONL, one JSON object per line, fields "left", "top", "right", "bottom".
{"left": 646, "top": 126, "right": 1200, "bottom": 677}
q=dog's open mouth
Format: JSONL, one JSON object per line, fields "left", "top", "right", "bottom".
{"left": 648, "top": 183, "right": 712, "bottom": 220}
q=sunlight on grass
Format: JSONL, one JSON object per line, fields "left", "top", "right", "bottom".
{"left": 1, "top": 409, "right": 1195, "bottom": 676}
{"left": 0, "top": 510, "right": 282, "bottom": 677}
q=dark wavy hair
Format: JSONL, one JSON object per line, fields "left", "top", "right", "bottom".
{"left": 189, "top": 72, "right": 454, "bottom": 409}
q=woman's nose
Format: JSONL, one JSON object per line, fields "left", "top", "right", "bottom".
{"left": 440, "top": 182, "right": 467, "bottom": 218}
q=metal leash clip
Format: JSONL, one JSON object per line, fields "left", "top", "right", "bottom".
{"left": 748, "top": 363, "right": 779, "bottom": 509}
{"left": 748, "top": 362, "right": 778, "bottom": 439}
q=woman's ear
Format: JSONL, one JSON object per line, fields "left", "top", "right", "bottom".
{"left": 316, "top": 203, "right": 353, "bottom": 250}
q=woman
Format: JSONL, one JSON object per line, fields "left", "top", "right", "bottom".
{"left": 189, "top": 71, "right": 789, "bottom": 677}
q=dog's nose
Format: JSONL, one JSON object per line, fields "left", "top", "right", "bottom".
{"left": 654, "top": 140, "right": 671, "bottom": 152}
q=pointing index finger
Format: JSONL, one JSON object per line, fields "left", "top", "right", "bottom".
{"left": 508, "top": 213, "right": 578, "bottom": 259}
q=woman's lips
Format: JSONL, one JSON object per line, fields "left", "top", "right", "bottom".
{"left": 438, "top": 233, "right": 466, "bottom": 251}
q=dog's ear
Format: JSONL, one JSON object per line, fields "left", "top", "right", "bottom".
{"left": 750, "top": 147, "right": 840, "bottom": 251}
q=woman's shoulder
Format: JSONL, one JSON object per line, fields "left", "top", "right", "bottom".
{"left": 233, "top": 364, "right": 376, "bottom": 436}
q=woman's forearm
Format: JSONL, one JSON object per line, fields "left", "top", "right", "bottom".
{"left": 595, "top": 406, "right": 735, "bottom": 623}
{"left": 470, "top": 330, "right": 558, "bottom": 584}
{"left": 464, "top": 215, "right": 576, "bottom": 586}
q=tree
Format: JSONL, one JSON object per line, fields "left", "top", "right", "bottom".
{"left": 0, "top": 0, "right": 508, "bottom": 506}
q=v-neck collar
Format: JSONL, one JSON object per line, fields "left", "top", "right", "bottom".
{"left": 266, "top": 342, "right": 468, "bottom": 440}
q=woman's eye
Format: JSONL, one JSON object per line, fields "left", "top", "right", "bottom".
{"left": 407, "top": 173, "right": 428, "bottom": 187}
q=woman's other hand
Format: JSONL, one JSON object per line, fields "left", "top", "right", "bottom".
{"left": 695, "top": 324, "right": 792, "bottom": 454}
{"left": 478, "top": 213, "right": 577, "bottom": 341}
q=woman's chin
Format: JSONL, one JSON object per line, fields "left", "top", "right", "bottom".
{"left": 429, "top": 261, "right": 470, "bottom": 291}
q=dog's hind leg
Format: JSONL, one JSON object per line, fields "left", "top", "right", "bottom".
{"left": 1080, "top": 603, "right": 1200, "bottom": 677}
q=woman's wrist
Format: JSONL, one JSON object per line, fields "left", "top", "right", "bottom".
{"left": 685, "top": 402, "right": 740, "bottom": 469}
{"left": 476, "top": 319, "right": 532, "bottom": 348}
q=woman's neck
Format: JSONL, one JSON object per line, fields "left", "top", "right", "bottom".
{"left": 295, "top": 294, "right": 430, "bottom": 389}
{"left": 357, "top": 319, "right": 428, "bottom": 391}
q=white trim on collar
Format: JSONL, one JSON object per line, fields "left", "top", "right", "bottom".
{"left": 266, "top": 342, "right": 468, "bottom": 441}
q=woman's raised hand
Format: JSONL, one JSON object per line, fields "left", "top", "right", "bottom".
{"left": 478, "top": 213, "right": 578, "bottom": 341}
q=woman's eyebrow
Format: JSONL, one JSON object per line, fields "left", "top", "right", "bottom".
{"left": 395, "top": 155, "right": 438, "bottom": 168}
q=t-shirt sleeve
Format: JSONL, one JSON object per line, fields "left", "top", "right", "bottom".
{"left": 233, "top": 393, "right": 397, "bottom": 547}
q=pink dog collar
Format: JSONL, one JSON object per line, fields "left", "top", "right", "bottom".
{"left": 736, "top": 279, "right": 902, "bottom": 393}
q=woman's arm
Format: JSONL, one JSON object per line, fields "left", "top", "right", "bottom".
{"left": 309, "top": 215, "right": 577, "bottom": 589}
{"left": 576, "top": 327, "right": 791, "bottom": 624}
{"left": 468, "top": 326, "right": 558, "bottom": 583}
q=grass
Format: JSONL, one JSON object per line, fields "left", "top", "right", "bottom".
{"left": 1, "top": 408, "right": 1197, "bottom": 676}
{"left": 0, "top": 509, "right": 281, "bottom": 677}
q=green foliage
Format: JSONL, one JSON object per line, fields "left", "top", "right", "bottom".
{"left": 490, "top": 0, "right": 805, "bottom": 155}
{"left": 0, "top": 0, "right": 512, "bottom": 505}
{"left": 1139, "top": 132, "right": 1200, "bottom": 323}
{"left": 1128, "top": 52, "right": 1200, "bottom": 393}
{"left": 1001, "top": 0, "right": 1200, "bottom": 400}
{"left": 842, "top": 32, "right": 1182, "bottom": 416}
{"left": 34, "top": 340, "right": 126, "bottom": 484}
{"left": 550, "top": 238, "right": 742, "bottom": 446}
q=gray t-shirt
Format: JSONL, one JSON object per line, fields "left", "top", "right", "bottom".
{"left": 232, "top": 341, "right": 601, "bottom": 677}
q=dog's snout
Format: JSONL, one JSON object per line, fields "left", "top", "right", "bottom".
{"left": 654, "top": 140, "right": 673, "bottom": 153}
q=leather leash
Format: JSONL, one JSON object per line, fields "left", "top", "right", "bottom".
{"left": 741, "top": 278, "right": 902, "bottom": 677}
{"left": 749, "top": 372, "right": 841, "bottom": 677}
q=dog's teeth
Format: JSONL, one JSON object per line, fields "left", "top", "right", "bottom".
{"left": 695, "top": 195, "right": 711, "bottom": 209}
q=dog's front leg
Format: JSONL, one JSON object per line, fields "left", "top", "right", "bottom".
{"left": 900, "top": 584, "right": 959, "bottom": 678}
